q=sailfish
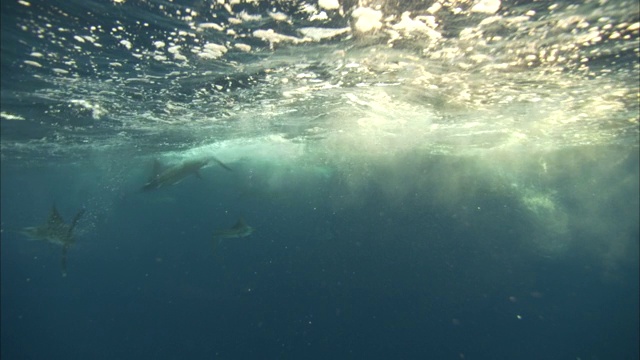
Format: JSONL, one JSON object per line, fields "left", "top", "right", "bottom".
{"left": 212, "top": 217, "right": 254, "bottom": 253}
{"left": 140, "top": 156, "right": 232, "bottom": 192}
{"left": 17, "top": 204, "right": 85, "bottom": 277}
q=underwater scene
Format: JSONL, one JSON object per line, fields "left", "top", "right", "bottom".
{"left": 1, "top": 0, "right": 638, "bottom": 359}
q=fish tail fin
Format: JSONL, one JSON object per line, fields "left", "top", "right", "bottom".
{"left": 67, "top": 208, "right": 86, "bottom": 237}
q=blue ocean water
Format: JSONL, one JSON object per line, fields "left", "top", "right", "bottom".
{"left": 1, "top": 0, "right": 639, "bottom": 359}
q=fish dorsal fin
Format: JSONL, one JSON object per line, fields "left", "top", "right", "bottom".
{"left": 232, "top": 217, "right": 247, "bottom": 230}
{"left": 48, "top": 205, "right": 65, "bottom": 226}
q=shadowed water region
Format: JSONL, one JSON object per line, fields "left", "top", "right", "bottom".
{"left": 1, "top": 0, "right": 638, "bottom": 359}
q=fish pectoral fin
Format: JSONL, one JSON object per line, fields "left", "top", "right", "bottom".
{"left": 211, "top": 157, "right": 232, "bottom": 172}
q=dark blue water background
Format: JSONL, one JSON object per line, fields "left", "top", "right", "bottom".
{"left": 2, "top": 149, "right": 638, "bottom": 359}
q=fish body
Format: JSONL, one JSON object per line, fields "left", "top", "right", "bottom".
{"left": 141, "top": 157, "right": 231, "bottom": 192}
{"left": 212, "top": 217, "right": 254, "bottom": 253}
{"left": 213, "top": 217, "right": 254, "bottom": 240}
{"left": 18, "top": 205, "right": 85, "bottom": 276}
